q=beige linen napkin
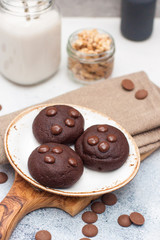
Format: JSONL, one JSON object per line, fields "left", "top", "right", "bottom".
{"left": 1, "top": 71, "right": 160, "bottom": 164}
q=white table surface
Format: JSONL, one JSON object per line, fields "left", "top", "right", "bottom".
{"left": 0, "top": 17, "right": 160, "bottom": 240}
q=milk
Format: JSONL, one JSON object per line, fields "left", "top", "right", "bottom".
{"left": 0, "top": 2, "right": 61, "bottom": 85}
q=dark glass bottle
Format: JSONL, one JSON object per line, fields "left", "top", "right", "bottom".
{"left": 121, "top": 0, "right": 157, "bottom": 41}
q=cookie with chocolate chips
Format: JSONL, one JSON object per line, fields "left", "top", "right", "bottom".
{"left": 33, "top": 105, "right": 84, "bottom": 144}
{"left": 28, "top": 143, "right": 83, "bottom": 188}
{"left": 75, "top": 125, "right": 129, "bottom": 171}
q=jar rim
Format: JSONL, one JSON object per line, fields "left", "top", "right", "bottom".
{"left": 67, "top": 28, "right": 115, "bottom": 62}
{"left": 0, "top": 0, "right": 55, "bottom": 16}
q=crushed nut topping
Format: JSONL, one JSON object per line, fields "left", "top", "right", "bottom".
{"left": 68, "top": 29, "right": 114, "bottom": 83}
{"left": 72, "top": 29, "right": 112, "bottom": 54}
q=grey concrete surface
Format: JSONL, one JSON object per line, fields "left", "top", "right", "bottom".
{"left": 57, "top": 0, "right": 160, "bottom": 17}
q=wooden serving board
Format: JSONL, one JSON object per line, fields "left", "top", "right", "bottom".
{"left": 0, "top": 149, "right": 157, "bottom": 240}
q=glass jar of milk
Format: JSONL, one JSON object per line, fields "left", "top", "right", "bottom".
{"left": 0, "top": 0, "right": 61, "bottom": 85}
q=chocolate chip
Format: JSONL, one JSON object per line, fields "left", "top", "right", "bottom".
{"left": 97, "top": 125, "right": 108, "bottom": 132}
{"left": 38, "top": 145, "right": 50, "bottom": 153}
{"left": 52, "top": 146, "right": 63, "bottom": 154}
{"left": 0, "top": 105, "right": 2, "bottom": 111}
{"left": 35, "top": 230, "right": 51, "bottom": 240}
{"left": 87, "top": 136, "right": 99, "bottom": 146}
{"left": 130, "top": 212, "right": 145, "bottom": 226}
{"left": 0, "top": 172, "right": 8, "bottom": 184}
{"left": 121, "top": 79, "right": 135, "bottom": 91}
{"left": 65, "top": 118, "right": 75, "bottom": 127}
{"left": 80, "top": 238, "right": 91, "bottom": 240}
{"left": 98, "top": 141, "right": 110, "bottom": 153}
{"left": 69, "top": 108, "right": 80, "bottom": 118}
{"left": 135, "top": 89, "right": 148, "bottom": 100}
{"left": 51, "top": 125, "right": 62, "bottom": 135}
{"left": 82, "top": 211, "right": 98, "bottom": 224}
{"left": 82, "top": 224, "right": 98, "bottom": 238}
{"left": 107, "top": 134, "right": 117, "bottom": 143}
{"left": 91, "top": 202, "right": 106, "bottom": 214}
{"left": 68, "top": 157, "right": 78, "bottom": 167}
{"left": 102, "top": 193, "right": 117, "bottom": 206}
{"left": 44, "top": 155, "right": 55, "bottom": 164}
{"left": 46, "top": 107, "right": 57, "bottom": 116}
{"left": 118, "top": 215, "right": 132, "bottom": 227}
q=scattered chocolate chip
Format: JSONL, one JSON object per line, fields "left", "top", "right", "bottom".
{"left": 38, "top": 145, "right": 50, "bottom": 153}
{"left": 68, "top": 157, "right": 78, "bottom": 167}
{"left": 107, "top": 134, "right": 117, "bottom": 143}
{"left": 135, "top": 89, "right": 148, "bottom": 100}
{"left": 121, "top": 79, "right": 135, "bottom": 91}
{"left": 35, "top": 230, "right": 51, "bottom": 240}
{"left": 51, "top": 124, "right": 62, "bottom": 135}
{"left": 44, "top": 155, "right": 55, "bottom": 164}
{"left": 101, "top": 193, "right": 117, "bottom": 206}
{"left": 80, "top": 238, "right": 91, "bottom": 240}
{"left": 82, "top": 224, "right": 98, "bottom": 238}
{"left": 46, "top": 107, "right": 57, "bottom": 116}
{"left": 130, "top": 212, "right": 145, "bottom": 226}
{"left": 82, "top": 211, "right": 98, "bottom": 224}
{"left": 98, "top": 141, "right": 110, "bottom": 153}
{"left": 0, "top": 105, "right": 2, "bottom": 111}
{"left": 65, "top": 118, "right": 75, "bottom": 127}
{"left": 0, "top": 172, "right": 8, "bottom": 184}
{"left": 97, "top": 125, "right": 108, "bottom": 132}
{"left": 52, "top": 146, "right": 63, "bottom": 154}
{"left": 87, "top": 136, "right": 99, "bottom": 146}
{"left": 118, "top": 215, "right": 132, "bottom": 227}
{"left": 91, "top": 202, "right": 106, "bottom": 214}
{"left": 69, "top": 108, "right": 80, "bottom": 118}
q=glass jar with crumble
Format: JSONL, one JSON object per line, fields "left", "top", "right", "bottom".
{"left": 67, "top": 29, "right": 115, "bottom": 84}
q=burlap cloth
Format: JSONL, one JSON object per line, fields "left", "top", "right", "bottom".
{"left": 1, "top": 71, "right": 160, "bottom": 164}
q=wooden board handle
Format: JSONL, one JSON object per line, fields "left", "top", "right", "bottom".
{"left": 0, "top": 173, "right": 95, "bottom": 240}
{"left": 0, "top": 194, "right": 26, "bottom": 240}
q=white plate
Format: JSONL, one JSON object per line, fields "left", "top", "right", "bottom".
{"left": 4, "top": 104, "right": 140, "bottom": 197}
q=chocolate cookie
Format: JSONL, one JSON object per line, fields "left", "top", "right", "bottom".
{"left": 75, "top": 124, "right": 129, "bottom": 171}
{"left": 28, "top": 143, "right": 84, "bottom": 188}
{"left": 33, "top": 105, "right": 84, "bottom": 144}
